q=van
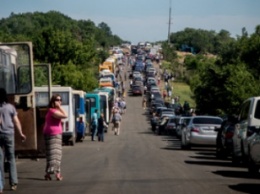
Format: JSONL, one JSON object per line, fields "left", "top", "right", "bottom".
{"left": 232, "top": 96, "right": 260, "bottom": 168}
{"left": 35, "top": 86, "right": 77, "bottom": 146}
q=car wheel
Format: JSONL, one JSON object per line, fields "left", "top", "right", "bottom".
{"left": 181, "top": 132, "right": 190, "bottom": 150}
{"left": 248, "top": 156, "right": 259, "bottom": 176}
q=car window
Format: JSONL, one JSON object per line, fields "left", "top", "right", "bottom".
{"left": 193, "top": 117, "right": 222, "bottom": 124}
{"left": 254, "top": 99, "right": 260, "bottom": 119}
{"left": 239, "top": 100, "right": 250, "bottom": 121}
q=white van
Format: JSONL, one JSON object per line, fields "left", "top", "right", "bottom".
{"left": 232, "top": 96, "right": 260, "bottom": 165}
{"left": 35, "top": 86, "right": 76, "bottom": 145}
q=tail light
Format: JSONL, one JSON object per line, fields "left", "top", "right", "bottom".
{"left": 225, "top": 132, "right": 234, "bottom": 139}
{"left": 191, "top": 127, "right": 200, "bottom": 133}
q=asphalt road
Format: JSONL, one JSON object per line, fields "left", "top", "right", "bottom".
{"left": 4, "top": 76, "right": 260, "bottom": 194}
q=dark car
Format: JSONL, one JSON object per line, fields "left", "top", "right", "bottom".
{"left": 216, "top": 115, "right": 237, "bottom": 159}
{"left": 131, "top": 85, "right": 142, "bottom": 96}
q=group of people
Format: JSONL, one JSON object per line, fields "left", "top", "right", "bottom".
{"left": 0, "top": 88, "right": 68, "bottom": 192}
{"left": 90, "top": 109, "right": 108, "bottom": 142}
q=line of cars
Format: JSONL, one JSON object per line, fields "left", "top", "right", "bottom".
{"left": 150, "top": 94, "right": 260, "bottom": 176}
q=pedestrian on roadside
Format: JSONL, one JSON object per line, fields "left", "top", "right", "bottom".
{"left": 142, "top": 97, "right": 147, "bottom": 110}
{"left": 163, "top": 90, "right": 167, "bottom": 100}
{"left": 91, "top": 109, "right": 98, "bottom": 141}
{"left": 43, "top": 94, "right": 67, "bottom": 181}
{"left": 143, "top": 85, "right": 147, "bottom": 95}
{"left": 0, "top": 88, "right": 26, "bottom": 191}
{"left": 112, "top": 110, "right": 122, "bottom": 135}
{"left": 157, "top": 76, "right": 161, "bottom": 85}
{"left": 76, "top": 117, "right": 85, "bottom": 142}
{"left": 98, "top": 114, "right": 108, "bottom": 142}
{"left": 151, "top": 113, "right": 157, "bottom": 132}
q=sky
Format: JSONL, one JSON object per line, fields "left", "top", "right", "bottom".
{"left": 0, "top": 0, "right": 260, "bottom": 44}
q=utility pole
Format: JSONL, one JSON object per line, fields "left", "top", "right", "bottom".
{"left": 168, "top": 0, "right": 172, "bottom": 45}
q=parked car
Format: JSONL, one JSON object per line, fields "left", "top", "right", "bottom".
{"left": 131, "top": 85, "right": 142, "bottom": 96}
{"left": 181, "top": 116, "right": 223, "bottom": 149}
{"left": 165, "top": 116, "right": 177, "bottom": 135}
{"left": 232, "top": 96, "right": 260, "bottom": 165}
{"left": 215, "top": 115, "right": 237, "bottom": 159}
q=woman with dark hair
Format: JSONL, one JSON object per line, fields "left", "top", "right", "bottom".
{"left": 43, "top": 94, "right": 67, "bottom": 181}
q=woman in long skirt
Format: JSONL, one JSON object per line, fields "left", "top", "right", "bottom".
{"left": 43, "top": 94, "right": 67, "bottom": 181}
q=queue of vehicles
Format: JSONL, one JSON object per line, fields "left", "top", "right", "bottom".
{"left": 128, "top": 43, "right": 260, "bottom": 176}
{"left": 0, "top": 42, "right": 123, "bottom": 157}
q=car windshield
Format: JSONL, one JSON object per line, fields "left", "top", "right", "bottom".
{"left": 193, "top": 117, "right": 222, "bottom": 124}
{"left": 132, "top": 86, "right": 141, "bottom": 89}
{"left": 254, "top": 100, "right": 260, "bottom": 119}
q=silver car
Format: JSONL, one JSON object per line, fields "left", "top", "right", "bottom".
{"left": 181, "top": 116, "right": 223, "bottom": 149}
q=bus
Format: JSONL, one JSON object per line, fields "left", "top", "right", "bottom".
{"left": 35, "top": 86, "right": 77, "bottom": 146}
{"left": 72, "top": 90, "right": 87, "bottom": 141}
{"left": 93, "top": 87, "right": 115, "bottom": 121}
{"left": 86, "top": 92, "right": 101, "bottom": 121}
{"left": 0, "top": 42, "right": 52, "bottom": 156}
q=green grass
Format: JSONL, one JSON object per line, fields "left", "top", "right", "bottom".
{"left": 163, "top": 81, "right": 196, "bottom": 108}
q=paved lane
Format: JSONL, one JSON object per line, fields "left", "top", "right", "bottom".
{"left": 6, "top": 77, "right": 260, "bottom": 194}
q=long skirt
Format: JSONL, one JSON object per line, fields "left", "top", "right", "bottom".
{"left": 44, "top": 134, "right": 62, "bottom": 174}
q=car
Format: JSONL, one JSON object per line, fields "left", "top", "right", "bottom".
{"left": 146, "top": 77, "right": 156, "bottom": 85}
{"left": 165, "top": 116, "right": 178, "bottom": 135}
{"left": 131, "top": 85, "right": 142, "bottom": 96}
{"left": 134, "top": 76, "right": 143, "bottom": 82}
{"left": 232, "top": 96, "right": 260, "bottom": 165}
{"left": 150, "top": 103, "right": 165, "bottom": 115}
{"left": 215, "top": 115, "right": 237, "bottom": 159}
{"left": 181, "top": 116, "right": 223, "bottom": 149}
{"left": 155, "top": 107, "right": 168, "bottom": 116}
{"left": 146, "top": 71, "right": 156, "bottom": 78}
{"left": 132, "top": 71, "right": 142, "bottom": 78}
{"left": 149, "top": 91, "right": 162, "bottom": 101}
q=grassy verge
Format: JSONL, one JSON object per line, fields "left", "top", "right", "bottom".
{"left": 161, "top": 81, "right": 196, "bottom": 108}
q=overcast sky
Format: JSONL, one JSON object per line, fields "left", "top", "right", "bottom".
{"left": 0, "top": 0, "right": 259, "bottom": 44}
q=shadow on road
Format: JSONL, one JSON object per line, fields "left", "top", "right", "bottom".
{"left": 229, "top": 183, "right": 260, "bottom": 194}
{"left": 184, "top": 160, "right": 240, "bottom": 168}
{"left": 213, "top": 170, "right": 259, "bottom": 179}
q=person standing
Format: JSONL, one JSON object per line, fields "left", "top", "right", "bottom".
{"left": 91, "top": 109, "right": 98, "bottom": 141}
{"left": 142, "top": 97, "right": 147, "bottom": 110}
{"left": 43, "top": 94, "right": 68, "bottom": 181}
{"left": 43, "top": 94, "right": 67, "bottom": 181}
{"left": 98, "top": 114, "right": 108, "bottom": 142}
{"left": 76, "top": 117, "right": 85, "bottom": 142}
{"left": 0, "top": 88, "right": 26, "bottom": 191}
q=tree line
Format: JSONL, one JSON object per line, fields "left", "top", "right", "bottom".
{"left": 0, "top": 11, "right": 124, "bottom": 91}
{"left": 162, "top": 26, "right": 260, "bottom": 115}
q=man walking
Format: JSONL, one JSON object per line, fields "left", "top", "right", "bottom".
{"left": 91, "top": 109, "right": 98, "bottom": 141}
{"left": 0, "top": 88, "right": 26, "bottom": 191}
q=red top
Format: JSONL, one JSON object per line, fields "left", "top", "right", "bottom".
{"left": 43, "top": 108, "right": 62, "bottom": 135}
